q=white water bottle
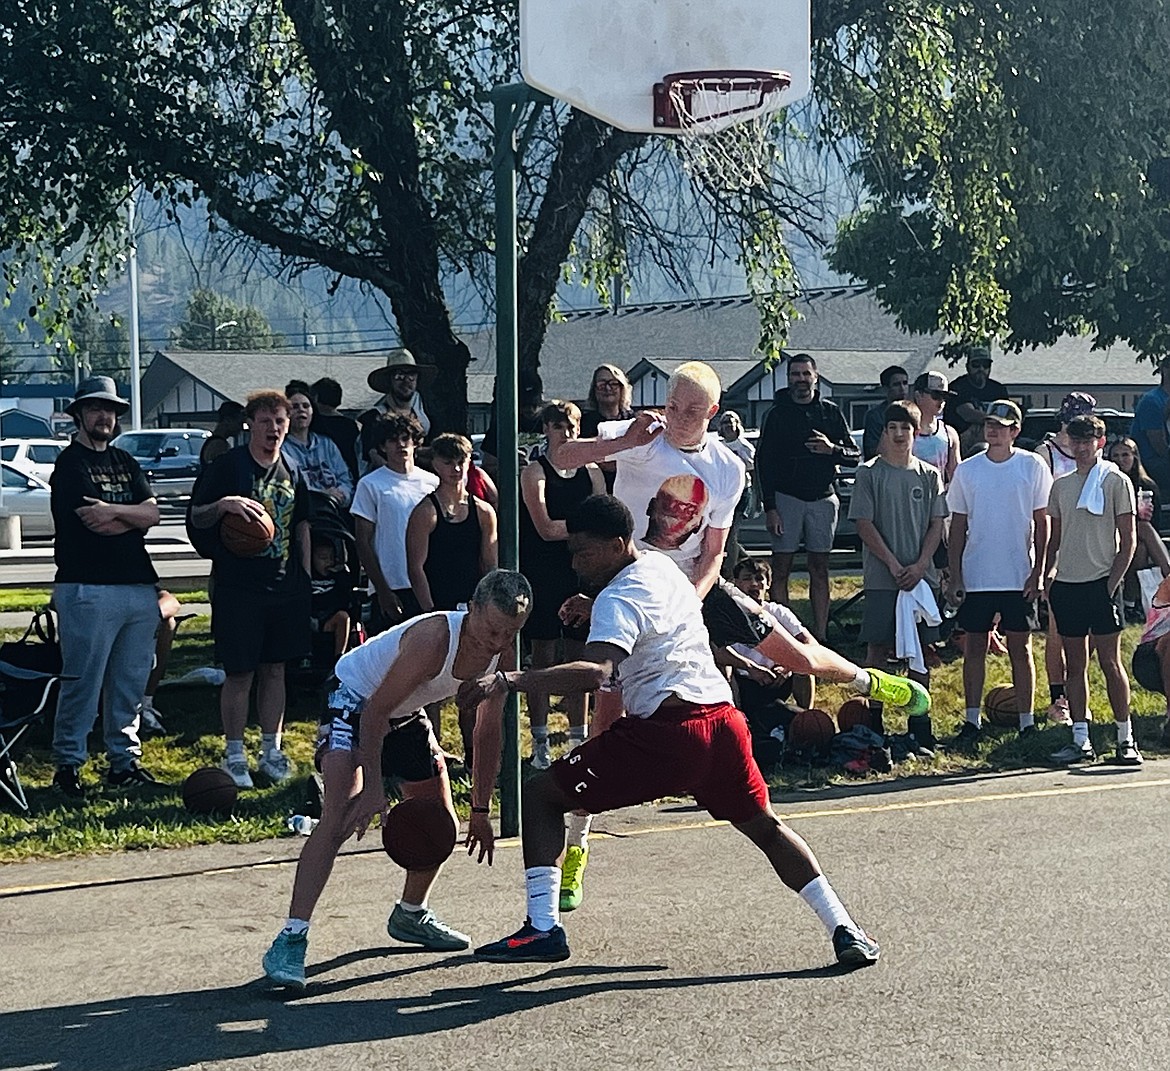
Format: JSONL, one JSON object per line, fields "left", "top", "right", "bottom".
{"left": 286, "top": 815, "right": 318, "bottom": 836}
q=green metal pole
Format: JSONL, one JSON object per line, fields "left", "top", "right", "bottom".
{"left": 491, "top": 83, "right": 532, "bottom": 838}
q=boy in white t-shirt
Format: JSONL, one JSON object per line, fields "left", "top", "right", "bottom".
{"left": 946, "top": 400, "right": 1052, "bottom": 747}
{"left": 548, "top": 360, "right": 744, "bottom": 600}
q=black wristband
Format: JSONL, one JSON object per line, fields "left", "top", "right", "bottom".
{"left": 471, "top": 806, "right": 490, "bottom": 814}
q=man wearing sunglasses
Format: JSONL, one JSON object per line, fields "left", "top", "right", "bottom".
{"left": 945, "top": 347, "right": 1008, "bottom": 458}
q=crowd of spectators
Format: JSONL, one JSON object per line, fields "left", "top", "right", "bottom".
{"left": 41, "top": 349, "right": 1170, "bottom": 799}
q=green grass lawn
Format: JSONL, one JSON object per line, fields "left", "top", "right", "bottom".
{"left": 0, "top": 587, "right": 208, "bottom": 613}
{"left": 2, "top": 579, "right": 1166, "bottom": 863}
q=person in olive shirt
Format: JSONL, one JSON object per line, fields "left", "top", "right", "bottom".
{"left": 190, "top": 390, "right": 312, "bottom": 789}
{"left": 50, "top": 376, "right": 162, "bottom": 798}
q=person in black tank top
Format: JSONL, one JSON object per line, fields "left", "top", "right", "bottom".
{"left": 519, "top": 402, "right": 606, "bottom": 767}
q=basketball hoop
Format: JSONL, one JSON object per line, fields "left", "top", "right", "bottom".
{"left": 654, "top": 69, "right": 791, "bottom": 191}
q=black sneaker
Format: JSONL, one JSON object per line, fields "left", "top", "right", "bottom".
{"left": 474, "top": 920, "right": 570, "bottom": 963}
{"left": 52, "top": 765, "right": 86, "bottom": 799}
{"left": 1110, "top": 740, "right": 1143, "bottom": 767}
{"left": 106, "top": 762, "right": 158, "bottom": 788}
{"left": 833, "top": 925, "right": 881, "bottom": 968}
{"left": 948, "top": 722, "right": 982, "bottom": 751}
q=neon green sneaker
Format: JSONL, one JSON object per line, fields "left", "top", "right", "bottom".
{"left": 866, "top": 669, "right": 931, "bottom": 716}
{"left": 263, "top": 929, "right": 307, "bottom": 990}
{"left": 559, "top": 846, "right": 589, "bottom": 912}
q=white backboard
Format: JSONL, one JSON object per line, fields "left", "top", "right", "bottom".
{"left": 519, "top": 0, "right": 811, "bottom": 134}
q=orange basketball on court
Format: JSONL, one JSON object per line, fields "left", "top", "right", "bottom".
{"left": 220, "top": 508, "right": 275, "bottom": 557}
{"left": 984, "top": 685, "right": 1018, "bottom": 728}
{"left": 836, "top": 698, "right": 873, "bottom": 733}
{"left": 788, "top": 707, "right": 836, "bottom": 755}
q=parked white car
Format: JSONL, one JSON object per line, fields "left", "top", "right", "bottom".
{"left": 0, "top": 438, "right": 68, "bottom": 482}
{"left": 0, "top": 461, "right": 54, "bottom": 537}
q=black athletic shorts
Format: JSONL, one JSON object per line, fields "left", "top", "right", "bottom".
{"left": 956, "top": 590, "right": 1038, "bottom": 634}
{"left": 1047, "top": 577, "right": 1123, "bottom": 638}
{"left": 212, "top": 583, "right": 311, "bottom": 674}
{"left": 314, "top": 680, "right": 442, "bottom": 782}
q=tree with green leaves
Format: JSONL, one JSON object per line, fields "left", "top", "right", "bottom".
{"left": 175, "top": 288, "right": 283, "bottom": 351}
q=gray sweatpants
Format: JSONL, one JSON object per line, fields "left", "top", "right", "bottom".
{"left": 51, "top": 583, "right": 160, "bottom": 772}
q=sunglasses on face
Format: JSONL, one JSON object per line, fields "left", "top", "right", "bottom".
{"left": 391, "top": 371, "right": 418, "bottom": 381}
{"left": 926, "top": 391, "right": 947, "bottom": 401}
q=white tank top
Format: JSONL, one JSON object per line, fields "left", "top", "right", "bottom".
{"left": 335, "top": 610, "right": 500, "bottom": 715}
{"left": 1044, "top": 440, "right": 1077, "bottom": 478}
{"left": 913, "top": 419, "right": 952, "bottom": 478}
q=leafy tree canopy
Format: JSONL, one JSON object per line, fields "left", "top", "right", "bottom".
{"left": 175, "top": 287, "right": 283, "bottom": 351}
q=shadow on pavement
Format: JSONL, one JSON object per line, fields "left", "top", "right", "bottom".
{"left": 0, "top": 959, "right": 855, "bottom": 1071}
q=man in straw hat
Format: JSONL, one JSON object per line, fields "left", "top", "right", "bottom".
{"left": 359, "top": 348, "right": 437, "bottom": 470}
{"left": 49, "top": 376, "right": 163, "bottom": 798}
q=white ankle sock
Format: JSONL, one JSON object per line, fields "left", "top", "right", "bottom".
{"left": 565, "top": 812, "right": 592, "bottom": 850}
{"left": 398, "top": 899, "right": 426, "bottom": 913}
{"left": 261, "top": 732, "right": 281, "bottom": 754}
{"left": 965, "top": 707, "right": 981, "bottom": 728}
{"left": 526, "top": 867, "right": 561, "bottom": 931}
{"left": 798, "top": 875, "right": 856, "bottom": 936}
{"left": 1116, "top": 719, "right": 1133, "bottom": 744}
{"left": 1018, "top": 711, "right": 1035, "bottom": 730}
{"left": 283, "top": 918, "right": 309, "bottom": 936}
{"left": 1073, "top": 721, "right": 1090, "bottom": 746}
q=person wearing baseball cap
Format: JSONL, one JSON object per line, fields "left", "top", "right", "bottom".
{"left": 911, "top": 371, "right": 961, "bottom": 486}
{"left": 359, "top": 348, "right": 437, "bottom": 469}
{"left": 945, "top": 346, "right": 1009, "bottom": 457}
{"left": 945, "top": 395, "right": 1053, "bottom": 749}
{"left": 49, "top": 376, "right": 162, "bottom": 798}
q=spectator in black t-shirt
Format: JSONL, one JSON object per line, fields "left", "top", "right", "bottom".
{"left": 189, "top": 389, "right": 312, "bottom": 790}
{"left": 479, "top": 370, "right": 546, "bottom": 480}
{"left": 49, "top": 376, "right": 163, "bottom": 798}
{"left": 200, "top": 399, "right": 247, "bottom": 469}
{"left": 944, "top": 347, "right": 1008, "bottom": 457}
{"left": 579, "top": 363, "right": 635, "bottom": 493}
{"left": 310, "top": 376, "right": 361, "bottom": 481}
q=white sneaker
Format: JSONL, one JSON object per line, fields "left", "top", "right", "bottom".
{"left": 221, "top": 755, "right": 254, "bottom": 789}
{"left": 531, "top": 741, "right": 552, "bottom": 770}
{"left": 258, "top": 749, "right": 294, "bottom": 784}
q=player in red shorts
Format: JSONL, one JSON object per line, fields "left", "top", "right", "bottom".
{"left": 459, "top": 494, "right": 886, "bottom": 968}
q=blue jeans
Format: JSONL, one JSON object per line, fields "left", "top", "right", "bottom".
{"left": 51, "top": 584, "right": 161, "bottom": 771}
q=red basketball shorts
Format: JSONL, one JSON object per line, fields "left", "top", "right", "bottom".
{"left": 550, "top": 700, "right": 770, "bottom": 823}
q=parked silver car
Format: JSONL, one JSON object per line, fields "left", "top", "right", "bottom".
{"left": 0, "top": 461, "right": 54, "bottom": 537}
{"left": 112, "top": 428, "right": 210, "bottom": 498}
{"left": 0, "top": 437, "right": 68, "bottom": 482}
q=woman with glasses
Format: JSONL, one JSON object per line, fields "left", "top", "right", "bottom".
{"left": 579, "top": 364, "right": 634, "bottom": 492}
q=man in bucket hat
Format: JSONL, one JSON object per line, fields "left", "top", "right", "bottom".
{"left": 359, "top": 348, "right": 437, "bottom": 470}
{"left": 49, "top": 376, "right": 162, "bottom": 798}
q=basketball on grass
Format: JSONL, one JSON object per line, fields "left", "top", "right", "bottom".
{"left": 182, "top": 767, "right": 238, "bottom": 815}
{"left": 836, "top": 698, "right": 873, "bottom": 733}
{"left": 984, "top": 685, "right": 1019, "bottom": 728}
{"left": 787, "top": 708, "right": 836, "bottom": 755}
{"left": 220, "top": 508, "right": 275, "bottom": 557}
{"left": 381, "top": 797, "right": 459, "bottom": 870}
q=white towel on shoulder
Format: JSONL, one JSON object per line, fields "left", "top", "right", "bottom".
{"left": 895, "top": 581, "right": 942, "bottom": 676}
{"left": 1075, "top": 458, "right": 1117, "bottom": 515}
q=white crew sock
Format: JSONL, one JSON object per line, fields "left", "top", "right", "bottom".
{"left": 851, "top": 668, "right": 870, "bottom": 694}
{"left": 226, "top": 739, "right": 246, "bottom": 761}
{"left": 1116, "top": 719, "right": 1134, "bottom": 744}
{"left": 282, "top": 918, "right": 310, "bottom": 936}
{"left": 261, "top": 731, "right": 282, "bottom": 755}
{"left": 1072, "top": 721, "right": 1090, "bottom": 746}
{"left": 565, "top": 812, "right": 593, "bottom": 850}
{"left": 525, "top": 866, "right": 561, "bottom": 932}
{"left": 965, "top": 707, "right": 981, "bottom": 728}
{"left": 398, "top": 898, "right": 426, "bottom": 913}
{"left": 1018, "top": 710, "right": 1035, "bottom": 730}
{"left": 798, "top": 875, "right": 856, "bottom": 936}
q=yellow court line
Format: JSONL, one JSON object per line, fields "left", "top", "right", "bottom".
{"left": 3, "top": 775, "right": 1169, "bottom": 897}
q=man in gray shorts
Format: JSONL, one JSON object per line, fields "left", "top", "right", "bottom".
{"left": 757, "top": 354, "right": 859, "bottom": 639}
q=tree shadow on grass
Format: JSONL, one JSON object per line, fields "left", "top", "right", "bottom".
{"left": 0, "top": 957, "right": 857, "bottom": 1071}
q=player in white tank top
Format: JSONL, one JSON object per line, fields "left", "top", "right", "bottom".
{"left": 262, "top": 570, "right": 531, "bottom": 991}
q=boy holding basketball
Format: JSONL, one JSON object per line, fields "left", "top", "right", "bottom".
{"left": 459, "top": 495, "right": 928, "bottom": 968}
{"left": 262, "top": 570, "right": 531, "bottom": 991}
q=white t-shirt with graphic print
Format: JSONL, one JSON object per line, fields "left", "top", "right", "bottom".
{"left": 597, "top": 421, "right": 745, "bottom": 580}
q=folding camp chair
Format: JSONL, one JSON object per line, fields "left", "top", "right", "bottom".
{"left": 0, "top": 659, "right": 76, "bottom": 812}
